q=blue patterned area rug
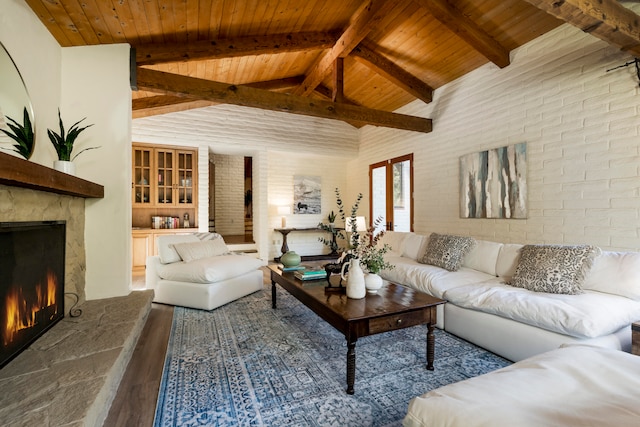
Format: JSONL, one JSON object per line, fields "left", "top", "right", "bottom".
{"left": 153, "top": 285, "right": 510, "bottom": 427}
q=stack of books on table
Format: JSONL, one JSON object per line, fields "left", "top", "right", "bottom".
{"left": 280, "top": 264, "right": 306, "bottom": 272}
{"left": 294, "top": 268, "right": 326, "bottom": 281}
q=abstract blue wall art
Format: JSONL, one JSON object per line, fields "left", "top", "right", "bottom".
{"left": 460, "top": 142, "right": 527, "bottom": 219}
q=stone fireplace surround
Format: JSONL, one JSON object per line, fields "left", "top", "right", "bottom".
{"left": 0, "top": 155, "right": 153, "bottom": 426}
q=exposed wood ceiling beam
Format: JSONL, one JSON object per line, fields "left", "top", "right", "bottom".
{"left": 293, "top": 0, "right": 405, "bottom": 96}
{"left": 246, "top": 76, "right": 306, "bottom": 91}
{"left": 415, "top": 0, "right": 510, "bottom": 68}
{"left": 132, "top": 97, "right": 216, "bottom": 119}
{"left": 333, "top": 57, "right": 345, "bottom": 103}
{"left": 523, "top": 0, "right": 640, "bottom": 57}
{"left": 135, "top": 31, "right": 339, "bottom": 65}
{"left": 136, "top": 68, "right": 432, "bottom": 133}
{"left": 132, "top": 77, "right": 358, "bottom": 118}
{"left": 352, "top": 42, "right": 434, "bottom": 103}
{"left": 314, "top": 84, "right": 360, "bottom": 106}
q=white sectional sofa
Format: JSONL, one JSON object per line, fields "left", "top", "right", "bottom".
{"left": 146, "top": 233, "right": 265, "bottom": 311}
{"left": 378, "top": 231, "right": 640, "bottom": 362}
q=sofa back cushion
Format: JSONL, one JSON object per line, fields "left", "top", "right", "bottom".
{"left": 172, "top": 239, "right": 230, "bottom": 262}
{"left": 157, "top": 234, "right": 200, "bottom": 264}
{"left": 402, "top": 233, "right": 428, "bottom": 260}
{"left": 496, "top": 243, "right": 523, "bottom": 281}
{"left": 462, "top": 240, "right": 503, "bottom": 276}
{"left": 583, "top": 251, "right": 640, "bottom": 300}
{"left": 378, "top": 231, "right": 408, "bottom": 256}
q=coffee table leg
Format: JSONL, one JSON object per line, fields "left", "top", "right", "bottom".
{"left": 346, "top": 338, "right": 356, "bottom": 394}
{"left": 271, "top": 280, "right": 277, "bottom": 309}
{"left": 426, "top": 323, "right": 435, "bottom": 370}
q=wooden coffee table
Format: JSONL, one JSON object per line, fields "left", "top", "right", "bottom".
{"left": 268, "top": 264, "right": 446, "bottom": 394}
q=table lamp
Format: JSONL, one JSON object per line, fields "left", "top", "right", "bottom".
{"left": 278, "top": 206, "right": 291, "bottom": 228}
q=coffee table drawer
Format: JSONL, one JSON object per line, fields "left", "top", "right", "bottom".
{"left": 369, "top": 311, "right": 426, "bottom": 334}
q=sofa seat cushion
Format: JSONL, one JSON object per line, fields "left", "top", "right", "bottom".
{"left": 381, "top": 256, "right": 494, "bottom": 299}
{"left": 158, "top": 254, "right": 263, "bottom": 284}
{"left": 444, "top": 280, "right": 640, "bottom": 338}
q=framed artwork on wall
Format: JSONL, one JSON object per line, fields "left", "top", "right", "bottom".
{"left": 293, "top": 175, "right": 321, "bottom": 214}
{"left": 460, "top": 142, "right": 527, "bottom": 219}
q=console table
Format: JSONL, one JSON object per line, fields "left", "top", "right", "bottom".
{"left": 274, "top": 227, "right": 342, "bottom": 261}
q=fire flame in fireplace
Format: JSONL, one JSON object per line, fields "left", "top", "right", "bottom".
{"left": 3, "top": 270, "right": 59, "bottom": 346}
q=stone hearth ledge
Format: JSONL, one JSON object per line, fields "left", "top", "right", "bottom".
{"left": 0, "top": 290, "right": 154, "bottom": 426}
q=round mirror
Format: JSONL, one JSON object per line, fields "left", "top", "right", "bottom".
{"left": 0, "top": 41, "right": 35, "bottom": 158}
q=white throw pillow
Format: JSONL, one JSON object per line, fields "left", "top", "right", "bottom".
{"left": 172, "top": 239, "right": 230, "bottom": 262}
{"left": 583, "top": 251, "right": 640, "bottom": 300}
{"left": 157, "top": 234, "right": 200, "bottom": 264}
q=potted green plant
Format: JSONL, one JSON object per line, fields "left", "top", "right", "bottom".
{"left": 327, "top": 210, "right": 337, "bottom": 226}
{"left": 47, "top": 109, "right": 97, "bottom": 175}
{"left": 0, "top": 107, "right": 35, "bottom": 160}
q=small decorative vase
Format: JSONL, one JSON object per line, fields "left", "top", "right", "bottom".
{"left": 364, "top": 273, "right": 383, "bottom": 294}
{"left": 341, "top": 258, "right": 366, "bottom": 299}
{"left": 53, "top": 160, "right": 75, "bottom": 176}
{"left": 280, "top": 251, "right": 301, "bottom": 268}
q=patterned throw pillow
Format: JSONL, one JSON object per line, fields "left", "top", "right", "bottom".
{"left": 509, "top": 244, "right": 600, "bottom": 295}
{"left": 419, "top": 233, "right": 477, "bottom": 272}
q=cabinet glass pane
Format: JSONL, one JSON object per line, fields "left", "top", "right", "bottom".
{"left": 133, "top": 148, "right": 152, "bottom": 205}
{"left": 157, "top": 151, "right": 174, "bottom": 204}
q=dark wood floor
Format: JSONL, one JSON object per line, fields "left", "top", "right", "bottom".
{"left": 104, "top": 303, "right": 174, "bottom": 427}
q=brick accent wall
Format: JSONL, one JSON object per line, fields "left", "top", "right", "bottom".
{"left": 211, "top": 153, "right": 246, "bottom": 235}
{"left": 353, "top": 23, "right": 640, "bottom": 251}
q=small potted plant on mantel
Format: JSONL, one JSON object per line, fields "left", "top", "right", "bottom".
{"left": 0, "top": 107, "right": 35, "bottom": 160}
{"left": 47, "top": 109, "right": 98, "bottom": 175}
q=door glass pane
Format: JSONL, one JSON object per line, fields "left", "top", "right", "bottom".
{"left": 371, "top": 165, "right": 386, "bottom": 234}
{"left": 392, "top": 159, "right": 411, "bottom": 232}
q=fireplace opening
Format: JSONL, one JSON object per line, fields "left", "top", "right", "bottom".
{"left": 1, "top": 221, "right": 65, "bottom": 369}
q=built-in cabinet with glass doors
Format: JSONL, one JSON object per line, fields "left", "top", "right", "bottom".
{"left": 132, "top": 142, "right": 198, "bottom": 273}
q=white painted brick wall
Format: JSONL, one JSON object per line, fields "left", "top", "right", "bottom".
{"left": 354, "top": 23, "right": 640, "bottom": 251}
{"left": 267, "top": 151, "right": 350, "bottom": 259}
{"left": 133, "top": 104, "right": 359, "bottom": 260}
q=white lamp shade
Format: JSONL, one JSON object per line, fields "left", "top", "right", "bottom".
{"left": 277, "top": 206, "right": 291, "bottom": 215}
{"left": 346, "top": 216, "right": 366, "bottom": 232}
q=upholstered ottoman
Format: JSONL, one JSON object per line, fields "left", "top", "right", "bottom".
{"left": 146, "top": 233, "right": 265, "bottom": 310}
{"left": 404, "top": 345, "right": 640, "bottom": 427}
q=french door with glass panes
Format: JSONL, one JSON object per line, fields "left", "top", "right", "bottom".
{"left": 369, "top": 154, "right": 413, "bottom": 233}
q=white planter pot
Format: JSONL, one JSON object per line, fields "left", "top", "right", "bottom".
{"left": 53, "top": 160, "right": 76, "bottom": 176}
{"left": 364, "top": 273, "right": 383, "bottom": 294}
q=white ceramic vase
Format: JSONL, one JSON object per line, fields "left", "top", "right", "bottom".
{"left": 341, "top": 258, "right": 366, "bottom": 299}
{"left": 53, "top": 160, "right": 76, "bottom": 176}
{"left": 364, "top": 273, "right": 383, "bottom": 294}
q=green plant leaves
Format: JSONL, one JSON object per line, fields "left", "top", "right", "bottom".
{"left": 0, "top": 107, "right": 35, "bottom": 159}
{"left": 47, "top": 108, "right": 97, "bottom": 161}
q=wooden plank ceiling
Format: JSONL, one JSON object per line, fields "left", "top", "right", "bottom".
{"left": 23, "top": 0, "right": 640, "bottom": 132}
